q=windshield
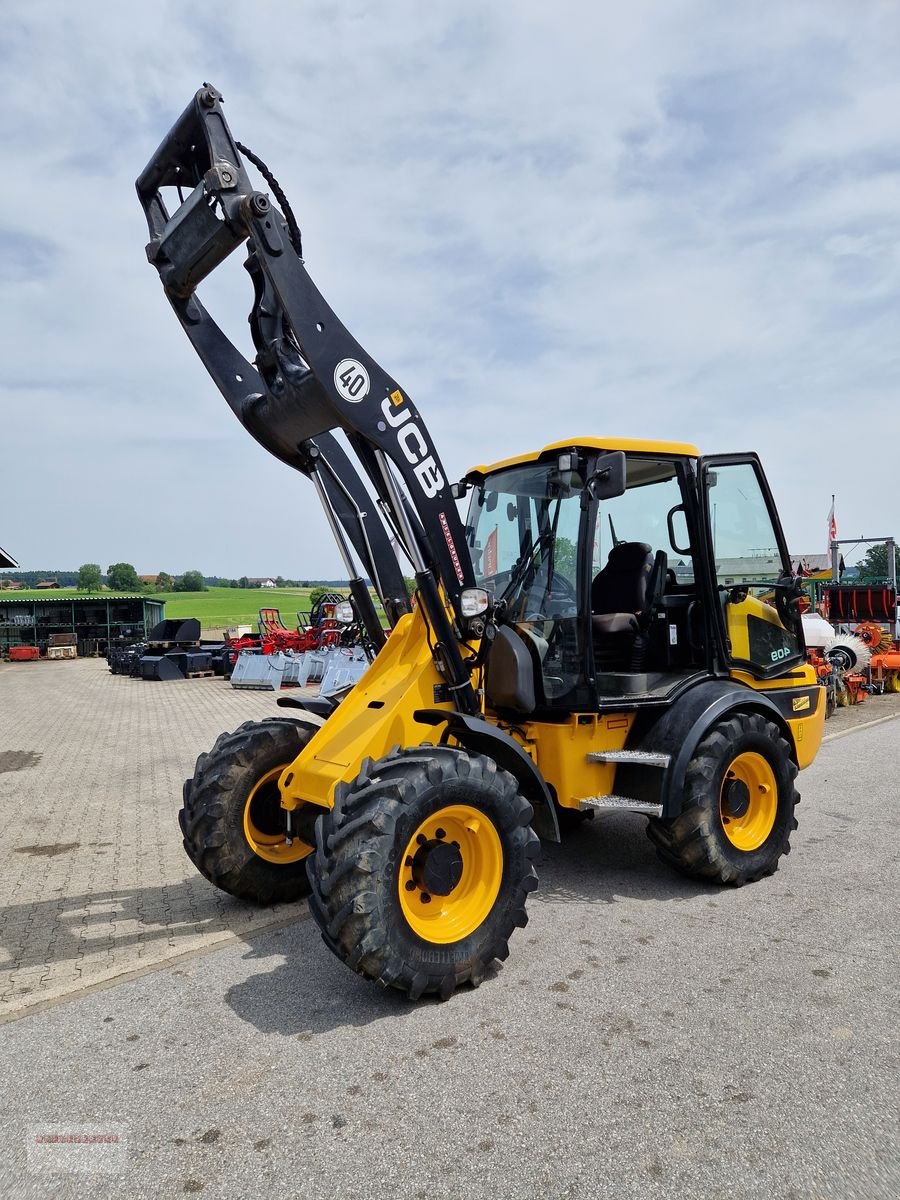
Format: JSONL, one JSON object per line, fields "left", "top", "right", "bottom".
{"left": 466, "top": 463, "right": 583, "bottom": 618}
{"left": 466, "top": 460, "right": 591, "bottom": 709}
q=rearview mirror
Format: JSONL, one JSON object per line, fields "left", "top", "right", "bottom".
{"left": 587, "top": 451, "right": 626, "bottom": 501}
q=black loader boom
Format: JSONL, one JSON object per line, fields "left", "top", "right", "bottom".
{"left": 137, "top": 83, "right": 480, "bottom": 708}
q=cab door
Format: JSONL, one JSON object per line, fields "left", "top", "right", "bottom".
{"left": 699, "top": 454, "right": 804, "bottom": 678}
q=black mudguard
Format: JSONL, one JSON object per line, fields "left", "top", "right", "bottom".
{"left": 413, "top": 709, "right": 561, "bottom": 843}
{"left": 617, "top": 679, "right": 801, "bottom": 819}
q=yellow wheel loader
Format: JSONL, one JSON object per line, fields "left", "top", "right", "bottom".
{"left": 138, "top": 86, "right": 825, "bottom": 999}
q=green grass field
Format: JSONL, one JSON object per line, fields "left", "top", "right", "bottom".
{"left": 2, "top": 585, "right": 360, "bottom": 631}
{"left": 154, "top": 587, "right": 328, "bottom": 627}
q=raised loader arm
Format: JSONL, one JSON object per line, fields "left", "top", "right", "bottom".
{"left": 137, "top": 84, "right": 479, "bottom": 711}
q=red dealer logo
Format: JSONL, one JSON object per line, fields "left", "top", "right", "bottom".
{"left": 439, "top": 512, "right": 465, "bottom": 584}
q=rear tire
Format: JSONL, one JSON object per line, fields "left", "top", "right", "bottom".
{"left": 647, "top": 712, "right": 799, "bottom": 886}
{"left": 307, "top": 746, "right": 540, "bottom": 999}
{"left": 180, "top": 718, "right": 315, "bottom": 904}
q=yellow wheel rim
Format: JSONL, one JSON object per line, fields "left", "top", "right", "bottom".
{"left": 242, "top": 766, "right": 312, "bottom": 865}
{"left": 398, "top": 805, "right": 503, "bottom": 944}
{"left": 719, "top": 752, "right": 778, "bottom": 852}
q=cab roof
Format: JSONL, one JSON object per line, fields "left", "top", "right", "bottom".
{"left": 467, "top": 437, "right": 701, "bottom": 478}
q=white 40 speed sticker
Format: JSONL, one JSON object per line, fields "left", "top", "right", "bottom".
{"left": 334, "top": 358, "right": 370, "bottom": 403}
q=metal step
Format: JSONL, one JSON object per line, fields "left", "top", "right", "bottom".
{"left": 578, "top": 795, "right": 663, "bottom": 816}
{"left": 586, "top": 750, "right": 671, "bottom": 768}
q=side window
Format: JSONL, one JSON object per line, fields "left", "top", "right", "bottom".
{"left": 706, "top": 460, "right": 801, "bottom": 672}
{"left": 592, "top": 459, "right": 695, "bottom": 586}
{"left": 708, "top": 462, "right": 784, "bottom": 584}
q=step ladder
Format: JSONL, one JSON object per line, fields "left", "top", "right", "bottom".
{"left": 578, "top": 748, "right": 671, "bottom": 816}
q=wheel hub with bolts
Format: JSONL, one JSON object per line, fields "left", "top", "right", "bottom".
{"left": 398, "top": 804, "right": 504, "bottom": 943}
{"left": 409, "top": 830, "right": 464, "bottom": 900}
{"left": 721, "top": 777, "right": 751, "bottom": 820}
{"left": 718, "top": 751, "right": 778, "bottom": 852}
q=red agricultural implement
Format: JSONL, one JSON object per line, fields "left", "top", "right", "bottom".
{"left": 223, "top": 596, "right": 348, "bottom": 673}
{"left": 822, "top": 584, "right": 897, "bottom": 626}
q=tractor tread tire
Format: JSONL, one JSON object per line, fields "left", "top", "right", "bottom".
{"left": 646, "top": 712, "right": 799, "bottom": 886}
{"left": 307, "top": 745, "right": 539, "bottom": 999}
{"left": 180, "top": 717, "right": 314, "bottom": 905}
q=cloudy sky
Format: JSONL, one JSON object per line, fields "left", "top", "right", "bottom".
{"left": 2, "top": 1, "right": 899, "bottom": 578}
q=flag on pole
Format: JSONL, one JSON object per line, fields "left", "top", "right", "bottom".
{"left": 827, "top": 497, "right": 837, "bottom": 551}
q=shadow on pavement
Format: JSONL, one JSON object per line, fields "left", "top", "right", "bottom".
{"left": 0, "top": 880, "right": 305, "bottom": 975}
{"left": 1, "top": 810, "right": 717, "bottom": 1029}
{"left": 224, "top": 927, "right": 419, "bottom": 1036}
{"left": 221, "top": 811, "right": 716, "bottom": 1038}
{"left": 534, "top": 810, "right": 716, "bottom": 906}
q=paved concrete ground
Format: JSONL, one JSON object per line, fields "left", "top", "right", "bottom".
{"left": 0, "top": 658, "right": 316, "bottom": 1016}
{"left": 0, "top": 658, "right": 898, "bottom": 1199}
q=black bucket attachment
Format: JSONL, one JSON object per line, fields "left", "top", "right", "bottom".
{"left": 182, "top": 650, "right": 212, "bottom": 675}
{"left": 140, "top": 655, "right": 185, "bottom": 681}
{"left": 146, "top": 618, "right": 201, "bottom": 645}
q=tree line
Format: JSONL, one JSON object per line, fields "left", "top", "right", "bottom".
{"left": 71, "top": 564, "right": 207, "bottom": 593}
{"left": 66, "top": 566, "right": 360, "bottom": 593}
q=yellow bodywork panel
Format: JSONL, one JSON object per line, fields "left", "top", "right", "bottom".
{"left": 785, "top": 706, "right": 825, "bottom": 770}
{"left": 724, "top": 594, "right": 787, "bottom": 665}
{"left": 730, "top": 663, "right": 826, "bottom": 770}
{"left": 278, "top": 608, "right": 454, "bottom": 811}
{"left": 515, "top": 712, "right": 635, "bottom": 810}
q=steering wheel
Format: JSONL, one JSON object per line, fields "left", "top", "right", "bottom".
{"left": 523, "top": 574, "right": 578, "bottom": 623}
{"left": 547, "top": 575, "right": 578, "bottom": 605}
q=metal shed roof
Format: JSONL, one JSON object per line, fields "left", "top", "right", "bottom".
{"left": 0, "top": 594, "right": 158, "bottom": 604}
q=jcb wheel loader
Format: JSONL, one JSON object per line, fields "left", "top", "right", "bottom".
{"left": 138, "top": 86, "right": 825, "bottom": 999}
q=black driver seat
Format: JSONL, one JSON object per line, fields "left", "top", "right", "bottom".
{"left": 592, "top": 542, "right": 667, "bottom": 670}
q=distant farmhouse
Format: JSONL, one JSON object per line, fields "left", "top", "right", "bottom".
{"left": 247, "top": 577, "right": 277, "bottom": 588}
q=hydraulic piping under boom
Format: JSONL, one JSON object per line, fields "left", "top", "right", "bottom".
{"left": 136, "top": 84, "right": 480, "bottom": 710}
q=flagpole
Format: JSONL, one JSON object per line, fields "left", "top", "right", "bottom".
{"left": 829, "top": 495, "right": 839, "bottom": 582}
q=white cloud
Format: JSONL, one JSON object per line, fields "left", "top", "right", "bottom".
{"left": 1, "top": 0, "right": 898, "bottom": 577}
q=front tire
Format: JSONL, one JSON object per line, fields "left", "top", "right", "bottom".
{"left": 307, "top": 746, "right": 540, "bottom": 999}
{"left": 647, "top": 712, "right": 799, "bottom": 885}
{"left": 180, "top": 717, "right": 316, "bottom": 904}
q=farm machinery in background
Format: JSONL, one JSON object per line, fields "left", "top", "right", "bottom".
{"left": 223, "top": 594, "right": 346, "bottom": 664}
{"left": 800, "top": 573, "right": 900, "bottom": 715}
{"left": 226, "top": 595, "right": 381, "bottom": 694}
{"left": 107, "top": 618, "right": 229, "bottom": 680}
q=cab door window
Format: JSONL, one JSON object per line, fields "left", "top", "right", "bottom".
{"left": 704, "top": 459, "right": 802, "bottom": 674}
